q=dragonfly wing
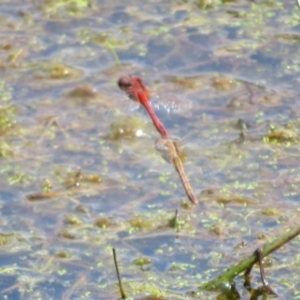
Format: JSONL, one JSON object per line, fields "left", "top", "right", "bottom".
{"left": 155, "top": 138, "right": 171, "bottom": 163}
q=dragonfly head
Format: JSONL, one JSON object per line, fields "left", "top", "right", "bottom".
{"left": 118, "top": 75, "right": 133, "bottom": 93}
{"left": 118, "top": 75, "right": 149, "bottom": 102}
{"left": 118, "top": 75, "right": 137, "bottom": 101}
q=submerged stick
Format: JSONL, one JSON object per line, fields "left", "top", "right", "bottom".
{"left": 201, "top": 223, "right": 300, "bottom": 290}
{"left": 113, "top": 248, "right": 127, "bottom": 300}
{"left": 27, "top": 191, "right": 67, "bottom": 201}
{"left": 156, "top": 137, "right": 198, "bottom": 205}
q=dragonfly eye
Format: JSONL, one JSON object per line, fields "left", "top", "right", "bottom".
{"left": 118, "top": 76, "right": 132, "bottom": 90}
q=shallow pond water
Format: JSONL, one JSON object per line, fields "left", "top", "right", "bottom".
{"left": 0, "top": 0, "right": 300, "bottom": 299}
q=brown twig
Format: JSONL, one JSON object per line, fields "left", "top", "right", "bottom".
{"left": 113, "top": 248, "right": 127, "bottom": 300}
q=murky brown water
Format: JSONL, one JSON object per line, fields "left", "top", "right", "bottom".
{"left": 0, "top": 0, "right": 300, "bottom": 299}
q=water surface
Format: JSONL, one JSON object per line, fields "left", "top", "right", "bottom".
{"left": 0, "top": 0, "right": 300, "bottom": 299}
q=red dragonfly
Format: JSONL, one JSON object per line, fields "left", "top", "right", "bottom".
{"left": 118, "top": 75, "right": 197, "bottom": 205}
{"left": 156, "top": 137, "right": 198, "bottom": 205}
{"left": 118, "top": 75, "right": 168, "bottom": 138}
